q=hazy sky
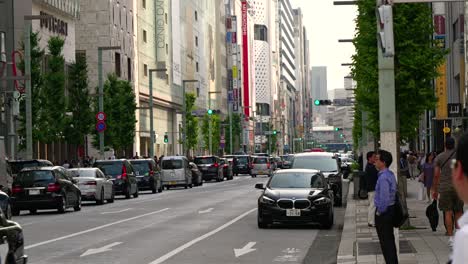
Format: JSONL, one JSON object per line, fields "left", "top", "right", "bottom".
{"left": 290, "top": 0, "right": 357, "bottom": 94}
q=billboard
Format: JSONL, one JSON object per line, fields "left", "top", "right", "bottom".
{"left": 242, "top": 1, "right": 250, "bottom": 117}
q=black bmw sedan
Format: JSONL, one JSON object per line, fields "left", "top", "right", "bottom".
{"left": 256, "top": 169, "right": 334, "bottom": 229}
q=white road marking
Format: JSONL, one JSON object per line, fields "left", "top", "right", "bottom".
{"left": 273, "top": 248, "right": 301, "bottom": 262}
{"left": 198, "top": 208, "right": 214, "bottom": 214}
{"left": 148, "top": 208, "right": 257, "bottom": 264}
{"left": 80, "top": 242, "right": 122, "bottom": 257}
{"left": 25, "top": 208, "right": 170, "bottom": 250}
{"left": 101, "top": 208, "right": 133, "bottom": 214}
{"left": 234, "top": 242, "right": 257, "bottom": 258}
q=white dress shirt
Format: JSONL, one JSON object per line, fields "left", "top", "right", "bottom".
{"left": 453, "top": 210, "right": 468, "bottom": 264}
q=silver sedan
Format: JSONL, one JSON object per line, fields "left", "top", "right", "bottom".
{"left": 69, "top": 168, "right": 114, "bottom": 204}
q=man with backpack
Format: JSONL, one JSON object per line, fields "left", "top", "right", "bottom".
{"left": 432, "top": 137, "right": 463, "bottom": 246}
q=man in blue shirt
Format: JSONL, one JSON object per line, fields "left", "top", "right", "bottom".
{"left": 374, "top": 149, "right": 398, "bottom": 264}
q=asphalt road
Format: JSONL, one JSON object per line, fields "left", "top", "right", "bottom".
{"left": 12, "top": 175, "right": 346, "bottom": 264}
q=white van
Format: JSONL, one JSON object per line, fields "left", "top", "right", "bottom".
{"left": 160, "top": 156, "right": 192, "bottom": 189}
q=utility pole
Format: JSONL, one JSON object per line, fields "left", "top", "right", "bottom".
{"left": 148, "top": 69, "right": 168, "bottom": 158}
{"left": 97, "top": 46, "right": 120, "bottom": 159}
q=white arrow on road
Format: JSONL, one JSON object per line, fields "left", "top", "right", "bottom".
{"left": 80, "top": 242, "right": 122, "bottom": 257}
{"left": 234, "top": 242, "right": 257, "bottom": 258}
{"left": 198, "top": 208, "right": 214, "bottom": 214}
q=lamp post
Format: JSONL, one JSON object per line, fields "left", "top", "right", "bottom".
{"left": 24, "top": 15, "right": 51, "bottom": 159}
{"left": 98, "top": 46, "right": 120, "bottom": 159}
{"left": 208, "top": 91, "right": 221, "bottom": 155}
{"left": 182, "top": 80, "right": 198, "bottom": 156}
{"left": 148, "top": 69, "right": 167, "bottom": 158}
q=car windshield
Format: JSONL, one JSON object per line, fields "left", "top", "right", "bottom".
{"left": 162, "top": 160, "right": 183, "bottom": 170}
{"left": 131, "top": 162, "right": 150, "bottom": 174}
{"left": 236, "top": 157, "right": 249, "bottom": 164}
{"left": 269, "top": 173, "right": 324, "bottom": 189}
{"left": 194, "top": 157, "right": 216, "bottom": 164}
{"left": 292, "top": 156, "right": 338, "bottom": 172}
{"left": 9, "top": 161, "right": 42, "bottom": 174}
{"left": 282, "top": 156, "right": 294, "bottom": 162}
{"left": 15, "top": 170, "right": 55, "bottom": 185}
{"left": 254, "top": 157, "right": 267, "bottom": 164}
{"left": 69, "top": 170, "right": 96, "bottom": 178}
{"left": 95, "top": 163, "right": 122, "bottom": 176}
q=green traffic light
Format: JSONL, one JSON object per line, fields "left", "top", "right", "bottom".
{"left": 207, "top": 109, "right": 213, "bottom": 115}
{"left": 273, "top": 130, "right": 277, "bottom": 135}
{"left": 314, "top": 99, "right": 320, "bottom": 106}
{"left": 335, "top": 128, "right": 339, "bottom": 131}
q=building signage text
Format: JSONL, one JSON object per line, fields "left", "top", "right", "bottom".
{"left": 40, "top": 11, "right": 68, "bottom": 36}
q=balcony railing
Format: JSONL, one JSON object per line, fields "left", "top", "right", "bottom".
{"left": 35, "top": 0, "right": 80, "bottom": 18}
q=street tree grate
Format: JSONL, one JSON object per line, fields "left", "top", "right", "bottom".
{"left": 356, "top": 240, "right": 416, "bottom": 255}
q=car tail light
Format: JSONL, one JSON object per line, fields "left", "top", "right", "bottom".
{"left": 12, "top": 186, "right": 23, "bottom": 194}
{"left": 224, "top": 164, "right": 229, "bottom": 168}
{"left": 213, "top": 163, "right": 219, "bottom": 168}
{"left": 267, "top": 162, "right": 271, "bottom": 169}
{"left": 47, "top": 183, "right": 61, "bottom": 192}
{"left": 118, "top": 165, "right": 128, "bottom": 180}
{"left": 84, "top": 181, "right": 97, "bottom": 185}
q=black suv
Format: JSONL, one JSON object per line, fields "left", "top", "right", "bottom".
{"left": 94, "top": 159, "right": 139, "bottom": 199}
{"left": 130, "top": 159, "right": 162, "bottom": 193}
{"left": 7, "top": 159, "right": 53, "bottom": 179}
{"left": 194, "top": 156, "right": 223, "bottom": 182}
{"left": 232, "top": 155, "right": 251, "bottom": 175}
{"left": 10, "top": 166, "right": 82, "bottom": 215}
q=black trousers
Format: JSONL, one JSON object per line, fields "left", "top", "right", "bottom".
{"left": 375, "top": 206, "right": 398, "bottom": 264}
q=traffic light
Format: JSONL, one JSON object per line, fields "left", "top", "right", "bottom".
{"left": 314, "top": 99, "right": 332, "bottom": 106}
{"left": 207, "top": 109, "right": 221, "bottom": 115}
{"left": 335, "top": 127, "right": 343, "bottom": 131}
{"left": 207, "top": 109, "right": 213, "bottom": 115}
{"left": 376, "top": 5, "right": 394, "bottom": 57}
{"left": 273, "top": 130, "right": 277, "bottom": 135}
{"left": 164, "top": 134, "right": 168, "bottom": 143}
{"left": 340, "top": 133, "right": 344, "bottom": 138}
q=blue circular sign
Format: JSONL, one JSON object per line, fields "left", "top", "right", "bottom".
{"left": 96, "top": 121, "right": 106, "bottom": 132}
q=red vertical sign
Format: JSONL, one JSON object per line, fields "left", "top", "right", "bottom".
{"left": 241, "top": 1, "right": 250, "bottom": 118}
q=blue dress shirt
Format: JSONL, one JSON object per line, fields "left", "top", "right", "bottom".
{"left": 374, "top": 168, "right": 397, "bottom": 214}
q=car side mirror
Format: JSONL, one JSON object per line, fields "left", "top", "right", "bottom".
{"left": 255, "top": 183, "right": 264, "bottom": 189}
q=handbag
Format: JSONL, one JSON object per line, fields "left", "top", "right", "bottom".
{"left": 393, "top": 191, "right": 409, "bottom": 228}
{"left": 418, "top": 172, "right": 425, "bottom": 183}
{"left": 426, "top": 199, "right": 439, "bottom": 231}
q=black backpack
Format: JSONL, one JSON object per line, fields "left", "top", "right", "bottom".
{"left": 393, "top": 191, "right": 409, "bottom": 228}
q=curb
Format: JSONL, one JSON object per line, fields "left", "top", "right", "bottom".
{"left": 337, "top": 181, "right": 356, "bottom": 264}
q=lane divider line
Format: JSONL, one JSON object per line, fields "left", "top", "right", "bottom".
{"left": 101, "top": 208, "right": 133, "bottom": 214}
{"left": 25, "top": 208, "right": 170, "bottom": 250}
{"left": 148, "top": 208, "right": 257, "bottom": 264}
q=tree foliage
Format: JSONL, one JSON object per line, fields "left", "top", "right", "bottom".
{"left": 17, "top": 31, "right": 45, "bottom": 148}
{"left": 65, "top": 54, "right": 93, "bottom": 146}
{"left": 352, "top": 1, "right": 446, "bottom": 144}
{"left": 265, "top": 124, "right": 278, "bottom": 154}
{"left": 184, "top": 93, "right": 198, "bottom": 155}
{"left": 201, "top": 114, "right": 221, "bottom": 153}
{"left": 223, "top": 113, "right": 242, "bottom": 154}
{"left": 39, "top": 36, "right": 66, "bottom": 143}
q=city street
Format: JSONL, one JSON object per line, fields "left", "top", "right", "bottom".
{"left": 13, "top": 175, "right": 345, "bottom": 264}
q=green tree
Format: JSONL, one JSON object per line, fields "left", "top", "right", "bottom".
{"left": 201, "top": 114, "right": 221, "bottom": 153}
{"left": 39, "top": 36, "right": 66, "bottom": 143}
{"left": 17, "top": 31, "right": 45, "bottom": 148}
{"left": 65, "top": 54, "right": 93, "bottom": 146}
{"left": 352, "top": 1, "right": 446, "bottom": 143}
{"left": 184, "top": 93, "right": 198, "bottom": 156}
{"left": 223, "top": 113, "right": 243, "bottom": 154}
{"left": 264, "top": 124, "right": 278, "bottom": 154}
{"left": 94, "top": 74, "right": 137, "bottom": 154}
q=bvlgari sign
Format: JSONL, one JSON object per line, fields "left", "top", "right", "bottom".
{"left": 39, "top": 11, "right": 68, "bottom": 36}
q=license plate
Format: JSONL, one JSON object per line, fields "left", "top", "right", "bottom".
{"left": 29, "top": 189, "right": 40, "bottom": 195}
{"left": 286, "top": 209, "right": 301, "bottom": 217}
{"left": 169, "top": 181, "right": 177, "bottom": 185}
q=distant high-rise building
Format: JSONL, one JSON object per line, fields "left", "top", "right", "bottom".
{"left": 311, "top": 66, "right": 328, "bottom": 124}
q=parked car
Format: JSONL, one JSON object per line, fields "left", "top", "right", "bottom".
{"left": 220, "top": 158, "right": 233, "bottom": 180}
{"left": 280, "top": 155, "right": 294, "bottom": 169}
{"left": 93, "top": 159, "right": 139, "bottom": 199}
{"left": 160, "top": 156, "right": 192, "bottom": 189}
{"left": 0, "top": 207, "right": 27, "bottom": 263}
{"left": 194, "top": 156, "right": 223, "bottom": 182}
{"left": 256, "top": 169, "right": 334, "bottom": 229}
{"left": 291, "top": 152, "right": 348, "bottom": 206}
{"left": 0, "top": 190, "right": 11, "bottom": 220}
{"left": 232, "top": 155, "right": 251, "bottom": 175}
{"left": 130, "top": 159, "right": 162, "bottom": 193}
{"left": 10, "top": 166, "right": 82, "bottom": 215}
{"left": 69, "top": 168, "right": 114, "bottom": 204}
{"left": 7, "top": 159, "right": 53, "bottom": 180}
{"left": 250, "top": 156, "right": 273, "bottom": 177}
{"left": 189, "top": 162, "right": 203, "bottom": 186}
{"left": 273, "top": 157, "right": 283, "bottom": 169}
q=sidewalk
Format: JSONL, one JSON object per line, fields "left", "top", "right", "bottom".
{"left": 337, "top": 179, "right": 452, "bottom": 264}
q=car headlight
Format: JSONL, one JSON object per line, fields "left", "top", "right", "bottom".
{"left": 313, "top": 197, "right": 331, "bottom": 205}
{"left": 260, "top": 195, "right": 276, "bottom": 205}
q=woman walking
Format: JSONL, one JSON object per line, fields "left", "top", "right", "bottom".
{"left": 421, "top": 152, "right": 436, "bottom": 201}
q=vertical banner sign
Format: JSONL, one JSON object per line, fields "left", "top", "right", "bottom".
{"left": 155, "top": 0, "right": 166, "bottom": 71}
{"left": 172, "top": 0, "right": 181, "bottom": 86}
{"left": 242, "top": 1, "right": 250, "bottom": 118}
{"left": 434, "top": 15, "right": 447, "bottom": 119}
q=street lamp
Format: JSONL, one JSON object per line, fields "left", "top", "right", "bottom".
{"left": 208, "top": 91, "right": 221, "bottom": 155}
{"left": 98, "top": 46, "right": 120, "bottom": 159}
{"left": 182, "top": 79, "right": 198, "bottom": 156}
{"left": 148, "top": 68, "right": 167, "bottom": 158}
{"left": 24, "top": 15, "right": 52, "bottom": 159}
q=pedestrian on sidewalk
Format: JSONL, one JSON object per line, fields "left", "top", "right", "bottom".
{"left": 365, "top": 151, "right": 378, "bottom": 227}
{"left": 408, "top": 152, "right": 419, "bottom": 180}
{"left": 432, "top": 137, "right": 463, "bottom": 241}
{"left": 420, "top": 152, "right": 436, "bottom": 201}
{"left": 450, "top": 132, "right": 468, "bottom": 264}
{"left": 374, "top": 149, "right": 398, "bottom": 264}
{"left": 400, "top": 152, "right": 410, "bottom": 179}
